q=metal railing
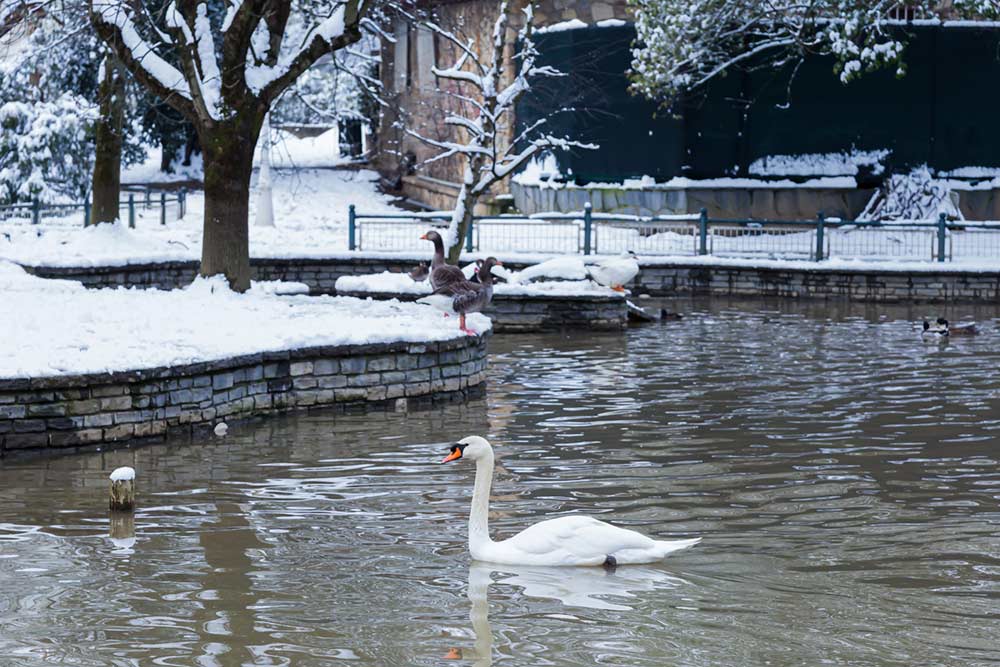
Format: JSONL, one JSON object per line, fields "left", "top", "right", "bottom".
{"left": 0, "top": 187, "right": 188, "bottom": 228}
{"left": 348, "top": 204, "right": 1000, "bottom": 263}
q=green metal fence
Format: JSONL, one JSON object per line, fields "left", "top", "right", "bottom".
{"left": 0, "top": 188, "right": 188, "bottom": 228}
{"left": 349, "top": 204, "right": 1000, "bottom": 264}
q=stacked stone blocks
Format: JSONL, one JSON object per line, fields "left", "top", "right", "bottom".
{"left": 0, "top": 335, "right": 489, "bottom": 455}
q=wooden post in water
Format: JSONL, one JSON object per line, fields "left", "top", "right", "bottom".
{"left": 109, "top": 466, "right": 136, "bottom": 512}
{"left": 109, "top": 511, "right": 136, "bottom": 550}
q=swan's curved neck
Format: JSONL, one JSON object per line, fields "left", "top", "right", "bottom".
{"left": 469, "top": 450, "right": 495, "bottom": 552}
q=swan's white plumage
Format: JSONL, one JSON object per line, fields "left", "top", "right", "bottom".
{"left": 508, "top": 257, "right": 589, "bottom": 284}
{"left": 587, "top": 254, "right": 639, "bottom": 289}
{"left": 417, "top": 293, "right": 457, "bottom": 314}
{"left": 447, "top": 436, "right": 700, "bottom": 566}
{"left": 479, "top": 515, "right": 700, "bottom": 566}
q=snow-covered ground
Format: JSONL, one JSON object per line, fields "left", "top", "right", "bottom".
{"left": 0, "top": 261, "right": 489, "bottom": 378}
{"left": 0, "top": 169, "right": 399, "bottom": 267}
{"left": 120, "top": 129, "right": 348, "bottom": 184}
{"left": 334, "top": 270, "right": 622, "bottom": 297}
{"left": 1, "top": 166, "right": 996, "bottom": 270}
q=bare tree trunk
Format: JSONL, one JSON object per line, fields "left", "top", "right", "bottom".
{"left": 199, "top": 123, "right": 258, "bottom": 291}
{"left": 447, "top": 181, "right": 478, "bottom": 264}
{"left": 91, "top": 57, "right": 125, "bottom": 225}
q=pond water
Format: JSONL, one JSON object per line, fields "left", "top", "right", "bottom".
{"left": 2, "top": 298, "right": 1000, "bottom": 667}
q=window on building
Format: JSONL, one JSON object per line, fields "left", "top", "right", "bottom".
{"left": 888, "top": 4, "right": 919, "bottom": 20}
{"left": 393, "top": 20, "right": 409, "bottom": 92}
{"left": 415, "top": 25, "right": 435, "bottom": 91}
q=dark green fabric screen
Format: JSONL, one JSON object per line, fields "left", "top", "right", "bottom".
{"left": 518, "top": 24, "right": 1000, "bottom": 184}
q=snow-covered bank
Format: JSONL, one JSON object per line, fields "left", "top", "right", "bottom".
{"left": 2, "top": 166, "right": 995, "bottom": 273}
{"left": 0, "top": 262, "right": 489, "bottom": 379}
{"left": 334, "top": 270, "right": 623, "bottom": 297}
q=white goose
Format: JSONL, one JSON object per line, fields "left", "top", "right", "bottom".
{"left": 587, "top": 252, "right": 639, "bottom": 292}
{"left": 441, "top": 436, "right": 701, "bottom": 566}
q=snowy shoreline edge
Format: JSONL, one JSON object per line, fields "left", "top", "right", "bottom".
{"left": 22, "top": 255, "right": 1000, "bottom": 303}
{"left": 0, "top": 335, "right": 490, "bottom": 455}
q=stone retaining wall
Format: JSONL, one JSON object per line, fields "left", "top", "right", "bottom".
{"left": 24, "top": 257, "right": 1000, "bottom": 303}
{"left": 336, "top": 290, "right": 628, "bottom": 332}
{"left": 0, "top": 335, "right": 489, "bottom": 456}
{"left": 640, "top": 263, "right": 1000, "bottom": 302}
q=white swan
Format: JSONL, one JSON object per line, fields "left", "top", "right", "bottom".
{"left": 441, "top": 436, "right": 701, "bottom": 566}
{"left": 587, "top": 252, "right": 639, "bottom": 292}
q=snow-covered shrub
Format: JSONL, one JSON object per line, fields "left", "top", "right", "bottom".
{"left": 628, "top": 0, "right": 1000, "bottom": 104}
{"left": 0, "top": 95, "right": 96, "bottom": 204}
{"left": 749, "top": 149, "right": 889, "bottom": 178}
{"left": 858, "top": 166, "right": 963, "bottom": 222}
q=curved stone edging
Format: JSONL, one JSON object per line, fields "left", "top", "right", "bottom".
{"left": 24, "top": 256, "right": 1000, "bottom": 303}
{"left": 0, "top": 334, "right": 489, "bottom": 456}
{"left": 336, "top": 289, "right": 628, "bottom": 332}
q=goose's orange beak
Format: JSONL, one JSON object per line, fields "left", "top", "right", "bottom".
{"left": 441, "top": 449, "right": 462, "bottom": 463}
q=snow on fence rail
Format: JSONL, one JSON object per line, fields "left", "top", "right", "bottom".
{"left": 348, "top": 204, "right": 1000, "bottom": 263}
{"left": 0, "top": 187, "right": 188, "bottom": 228}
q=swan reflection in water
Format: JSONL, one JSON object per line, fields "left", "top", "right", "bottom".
{"left": 446, "top": 563, "right": 686, "bottom": 664}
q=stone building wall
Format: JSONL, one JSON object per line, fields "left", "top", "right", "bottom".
{"left": 375, "top": 0, "right": 630, "bottom": 210}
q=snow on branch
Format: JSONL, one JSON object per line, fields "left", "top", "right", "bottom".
{"left": 162, "top": 1, "right": 225, "bottom": 120}
{"left": 91, "top": 0, "right": 192, "bottom": 108}
{"left": 628, "top": 0, "right": 1000, "bottom": 103}
{"left": 245, "top": 0, "right": 370, "bottom": 102}
{"left": 403, "top": 0, "right": 598, "bottom": 257}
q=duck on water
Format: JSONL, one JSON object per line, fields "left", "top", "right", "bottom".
{"left": 922, "top": 317, "right": 980, "bottom": 339}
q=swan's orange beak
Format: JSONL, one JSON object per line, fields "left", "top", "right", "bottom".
{"left": 420, "top": 233, "right": 428, "bottom": 240}
{"left": 441, "top": 449, "right": 462, "bottom": 463}
{"left": 496, "top": 261, "right": 504, "bottom": 266}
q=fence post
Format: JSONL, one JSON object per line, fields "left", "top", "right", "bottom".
{"left": 937, "top": 213, "right": 947, "bottom": 262}
{"left": 160, "top": 192, "right": 167, "bottom": 225}
{"left": 31, "top": 199, "right": 40, "bottom": 225}
{"left": 465, "top": 218, "right": 474, "bottom": 253}
{"left": 698, "top": 208, "right": 708, "bottom": 255}
{"left": 83, "top": 199, "right": 91, "bottom": 227}
{"left": 348, "top": 204, "right": 356, "bottom": 250}
{"left": 815, "top": 211, "right": 825, "bottom": 261}
{"left": 583, "top": 202, "right": 593, "bottom": 255}
{"left": 128, "top": 194, "right": 135, "bottom": 229}
{"left": 179, "top": 188, "right": 186, "bottom": 218}
{"left": 145, "top": 188, "right": 151, "bottom": 210}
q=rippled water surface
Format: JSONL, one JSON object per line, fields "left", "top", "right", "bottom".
{"left": 2, "top": 298, "right": 1000, "bottom": 667}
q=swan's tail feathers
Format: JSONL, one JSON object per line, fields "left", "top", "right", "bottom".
{"left": 656, "top": 537, "right": 701, "bottom": 557}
